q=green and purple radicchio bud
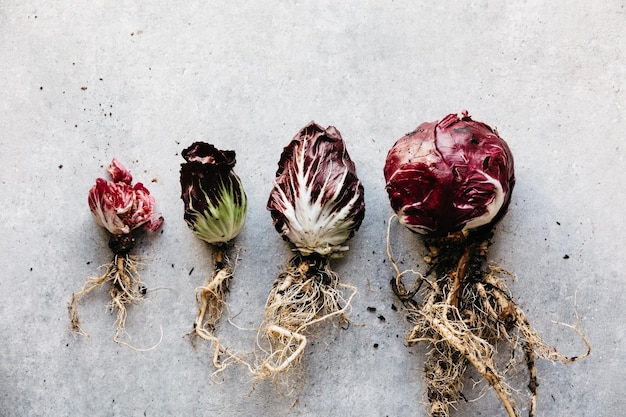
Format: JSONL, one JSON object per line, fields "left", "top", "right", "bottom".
{"left": 180, "top": 142, "right": 247, "bottom": 244}
{"left": 267, "top": 121, "right": 365, "bottom": 256}
{"left": 384, "top": 111, "right": 515, "bottom": 237}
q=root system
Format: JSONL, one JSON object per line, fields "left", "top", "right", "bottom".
{"left": 189, "top": 246, "right": 243, "bottom": 374}
{"left": 68, "top": 254, "right": 150, "bottom": 347}
{"left": 387, "top": 215, "right": 590, "bottom": 417}
{"left": 255, "top": 253, "right": 357, "bottom": 386}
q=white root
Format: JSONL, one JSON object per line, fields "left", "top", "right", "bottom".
{"left": 255, "top": 255, "right": 357, "bottom": 384}
{"left": 386, "top": 214, "right": 590, "bottom": 417}
{"left": 69, "top": 255, "right": 161, "bottom": 350}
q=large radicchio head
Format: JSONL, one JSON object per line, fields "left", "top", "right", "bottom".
{"left": 180, "top": 142, "right": 247, "bottom": 245}
{"left": 268, "top": 121, "right": 365, "bottom": 256}
{"left": 384, "top": 111, "right": 515, "bottom": 237}
{"left": 88, "top": 159, "right": 164, "bottom": 235}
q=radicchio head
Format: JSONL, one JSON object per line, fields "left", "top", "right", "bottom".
{"left": 88, "top": 159, "right": 163, "bottom": 235}
{"left": 268, "top": 121, "right": 365, "bottom": 256}
{"left": 384, "top": 111, "right": 515, "bottom": 237}
{"left": 180, "top": 142, "right": 247, "bottom": 245}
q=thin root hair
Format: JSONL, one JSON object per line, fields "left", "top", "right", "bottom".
{"left": 254, "top": 253, "right": 357, "bottom": 386}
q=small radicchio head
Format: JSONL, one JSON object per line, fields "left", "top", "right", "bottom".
{"left": 180, "top": 142, "right": 247, "bottom": 245}
{"left": 384, "top": 111, "right": 515, "bottom": 237}
{"left": 267, "top": 121, "right": 365, "bottom": 256}
{"left": 88, "top": 159, "right": 164, "bottom": 235}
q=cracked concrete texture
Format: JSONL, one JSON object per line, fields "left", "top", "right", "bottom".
{"left": 1, "top": 1, "right": 624, "bottom": 416}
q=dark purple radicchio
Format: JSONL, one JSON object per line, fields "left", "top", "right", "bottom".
{"left": 267, "top": 121, "right": 365, "bottom": 256}
{"left": 384, "top": 111, "right": 515, "bottom": 237}
{"left": 180, "top": 142, "right": 247, "bottom": 245}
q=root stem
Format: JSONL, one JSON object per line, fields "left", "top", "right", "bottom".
{"left": 188, "top": 246, "right": 255, "bottom": 378}
{"left": 255, "top": 254, "right": 357, "bottom": 384}
{"left": 262, "top": 325, "right": 308, "bottom": 374}
{"left": 193, "top": 267, "right": 231, "bottom": 368}
{"left": 68, "top": 254, "right": 157, "bottom": 349}
{"left": 386, "top": 214, "right": 590, "bottom": 417}
{"left": 447, "top": 245, "right": 471, "bottom": 309}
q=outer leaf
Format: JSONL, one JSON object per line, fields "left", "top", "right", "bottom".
{"left": 267, "top": 121, "right": 365, "bottom": 256}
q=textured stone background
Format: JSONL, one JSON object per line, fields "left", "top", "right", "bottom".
{"left": 1, "top": 1, "right": 624, "bottom": 416}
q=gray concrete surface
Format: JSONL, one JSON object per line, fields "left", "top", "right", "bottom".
{"left": 1, "top": 1, "right": 624, "bottom": 416}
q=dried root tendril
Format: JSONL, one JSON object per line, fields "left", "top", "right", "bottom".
{"left": 189, "top": 247, "right": 253, "bottom": 379}
{"left": 386, "top": 215, "right": 591, "bottom": 417}
{"left": 254, "top": 253, "right": 357, "bottom": 387}
{"left": 68, "top": 255, "right": 161, "bottom": 351}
